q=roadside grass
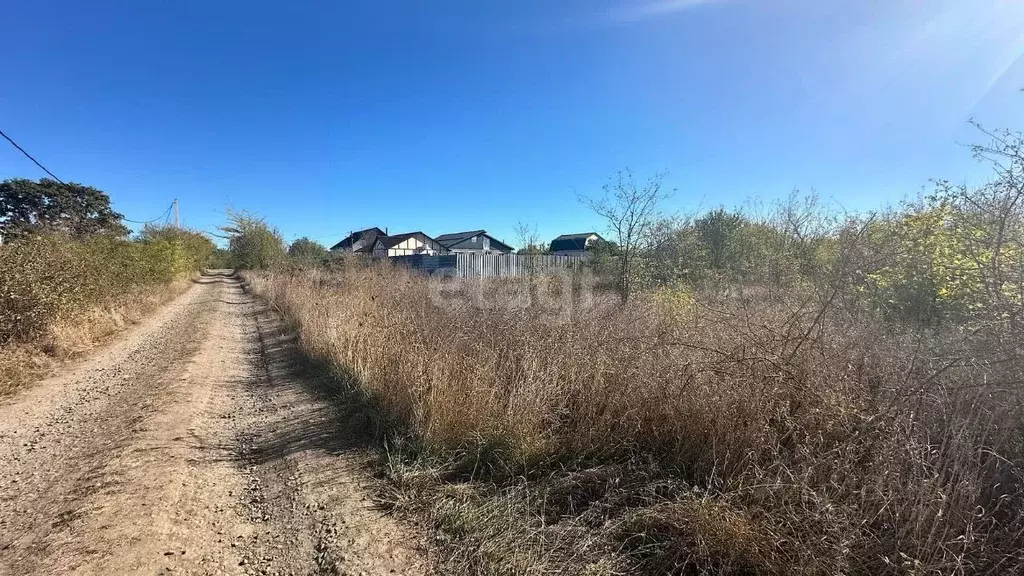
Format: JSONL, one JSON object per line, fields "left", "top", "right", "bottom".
{"left": 245, "top": 263, "right": 1024, "bottom": 576}
{"left": 0, "top": 281, "right": 190, "bottom": 396}
{"left": 0, "top": 232, "right": 211, "bottom": 396}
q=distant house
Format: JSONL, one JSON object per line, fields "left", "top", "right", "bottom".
{"left": 330, "top": 227, "right": 386, "bottom": 253}
{"left": 549, "top": 232, "right": 604, "bottom": 257}
{"left": 435, "top": 230, "right": 514, "bottom": 254}
{"left": 372, "top": 232, "right": 449, "bottom": 257}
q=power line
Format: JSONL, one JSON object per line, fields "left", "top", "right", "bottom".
{"left": 0, "top": 128, "right": 67, "bottom": 185}
{"left": 124, "top": 203, "right": 173, "bottom": 225}
{"left": 2, "top": 126, "right": 180, "bottom": 229}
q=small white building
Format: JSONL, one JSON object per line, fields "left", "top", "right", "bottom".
{"left": 372, "top": 232, "right": 448, "bottom": 257}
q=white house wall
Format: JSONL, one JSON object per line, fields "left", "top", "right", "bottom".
{"left": 387, "top": 236, "right": 443, "bottom": 256}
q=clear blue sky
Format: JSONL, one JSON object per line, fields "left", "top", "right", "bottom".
{"left": 2, "top": 0, "right": 1023, "bottom": 247}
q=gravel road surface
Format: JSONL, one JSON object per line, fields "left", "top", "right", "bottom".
{"left": 0, "top": 271, "right": 429, "bottom": 576}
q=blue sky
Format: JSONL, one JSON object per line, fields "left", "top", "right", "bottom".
{"left": 2, "top": 0, "right": 1023, "bottom": 248}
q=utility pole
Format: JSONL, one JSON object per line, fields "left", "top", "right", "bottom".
{"left": 173, "top": 199, "right": 180, "bottom": 228}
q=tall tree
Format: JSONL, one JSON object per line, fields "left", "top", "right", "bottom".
{"left": 287, "top": 237, "right": 328, "bottom": 263}
{"left": 219, "top": 210, "right": 286, "bottom": 270}
{"left": 0, "top": 178, "right": 128, "bottom": 240}
{"left": 580, "top": 169, "right": 672, "bottom": 301}
{"left": 693, "top": 208, "right": 748, "bottom": 273}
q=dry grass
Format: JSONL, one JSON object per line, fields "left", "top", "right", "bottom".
{"left": 0, "top": 280, "right": 189, "bottom": 396}
{"left": 246, "top": 262, "right": 1024, "bottom": 576}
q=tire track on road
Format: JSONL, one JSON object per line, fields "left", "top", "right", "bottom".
{"left": 0, "top": 272, "right": 431, "bottom": 576}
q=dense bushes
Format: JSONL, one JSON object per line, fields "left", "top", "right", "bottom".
{"left": 220, "top": 210, "right": 286, "bottom": 270}
{"left": 640, "top": 189, "right": 1022, "bottom": 331}
{"left": 0, "top": 174, "right": 218, "bottom": 393}
{"left": 0, "top": 227, "right": 213, "bottom": 347}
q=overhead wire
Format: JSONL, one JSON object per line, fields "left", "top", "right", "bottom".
{"left": 0, "top": 128, "right": 67, "bottom": 185}
{"left": 1, "top": 126, "right": 178, "bottom": 228}
{"left": 123, "top": 203, "right": 173, "bottom": 225}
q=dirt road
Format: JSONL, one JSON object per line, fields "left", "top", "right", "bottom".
{"left": 0, "top": 272, "right": 429, "bottom": 576}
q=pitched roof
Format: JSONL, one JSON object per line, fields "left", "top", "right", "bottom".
{"left": 550, "top": 232, "right": 603, "bottom": 252}
{"left": 552, "top": 233, "right": 600, "bottom": 241}
{"left": 375, "top": 231, "right": 441, "bottom": 250}
{"left": 435, "top": 230, "right": 486, "bottom": 245}
{"left": 329, "top": 227, "right": 385, "bottom": 251}
{"left": 376, "top": 232, "right": 416, "bottom": 249}
{"left": 434, "top": 230, "right": 512, "bottom": 252}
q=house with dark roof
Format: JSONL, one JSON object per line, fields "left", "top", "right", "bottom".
{"left": 371, "top": 231, "right": 448, "bottom": 257}
{"left": 330, "top": 227, "right": 386, "bottom": 253}
{"left": 549, "top": 232, "right": 604, "bottom": 257}
{"left": 435, "top": 230, "right": 514, "bottom": 254}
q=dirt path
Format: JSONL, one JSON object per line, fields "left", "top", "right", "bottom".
{"left": 0, "top": 272, "right": 430, "bottom": 576}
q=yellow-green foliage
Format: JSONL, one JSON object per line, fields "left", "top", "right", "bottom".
{"left": 648, "top": 284, "right": 696, "bottom": 323}
{"left": 220, "top": 210, "right": 286, "bottom": 270}
{"left": 0, "top": 230, "right": 213, "bottom": 344}
{"left": 866, "top": 199, "right": 1022, "bottom": 323}
{"left": 140, "top": 224, "right": 217, "bottom": 278}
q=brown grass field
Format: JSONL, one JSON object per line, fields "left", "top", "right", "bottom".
{"left": 246, "top": 262, "right": 1024, "bottom": 576}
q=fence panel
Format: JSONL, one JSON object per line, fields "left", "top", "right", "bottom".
{"left": 391, "top": 252, "right": 584, "bottom": 278}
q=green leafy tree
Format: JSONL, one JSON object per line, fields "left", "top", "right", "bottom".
{"left": 0, "top": 178, "right": 128, "bottom": 240}
{"left": 207, "top": 248, "right": 233, "bottom": 269}
{"left": 643, "top": 217, "right": 702, "bottom": 287}
{"left": 586, "top": 237, "right": 622, "bottom": 283}
{"left": 640, "top": 193, "right": 840, "bottom": 291}
{"left": 693, "top": 208, "right": 749, "bottom": 274}
{"left": 287, "top": 237, "right": 328, "bottom": 264}
{"left": 219, "top": 210, "right": 286, "bottom": 270}
{"left": 139, "top": 224, "right": 216, "bottom": 275}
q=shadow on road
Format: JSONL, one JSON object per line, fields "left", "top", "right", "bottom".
{"left": 194, "top": 278, "right": 387, "bottom": 495}
{"left": 193, "top": 269, "right": 238, "bottom": 284}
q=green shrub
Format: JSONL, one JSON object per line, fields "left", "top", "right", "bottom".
{"left": 220, "top": 210, "right": 285, "bottom": 270}
{"left": 0, "top": 229, "right": 213, "bottom": 345}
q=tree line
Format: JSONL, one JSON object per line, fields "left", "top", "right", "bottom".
{"left": 213, "top": 120, "right": 1023, "bottom": 336}
{"left": 575, "top": 124, "right": 1023, "bottom": 334}
{"left": 0, "top": 178, "right": 216, "bottom": 345}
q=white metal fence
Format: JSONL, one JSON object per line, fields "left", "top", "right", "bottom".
{"left": 389, "top": 252, "right": 586, "bottom": 278}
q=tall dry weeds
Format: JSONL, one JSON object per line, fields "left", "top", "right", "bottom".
{"left": 246, "top": 262, "right": 1024, "bottom": 575}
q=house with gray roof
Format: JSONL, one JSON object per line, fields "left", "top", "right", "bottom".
{"left": 435, "top": 230, "right": 513, "bottom": 254}
{"left": 372, "top": 231, "right": 448, "bottom": 257}
{"left": 549, "top": 232, "right": 604, "bottom": 256}
{"left": 330, "top": 227, "right": 386, "bottom": 253}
